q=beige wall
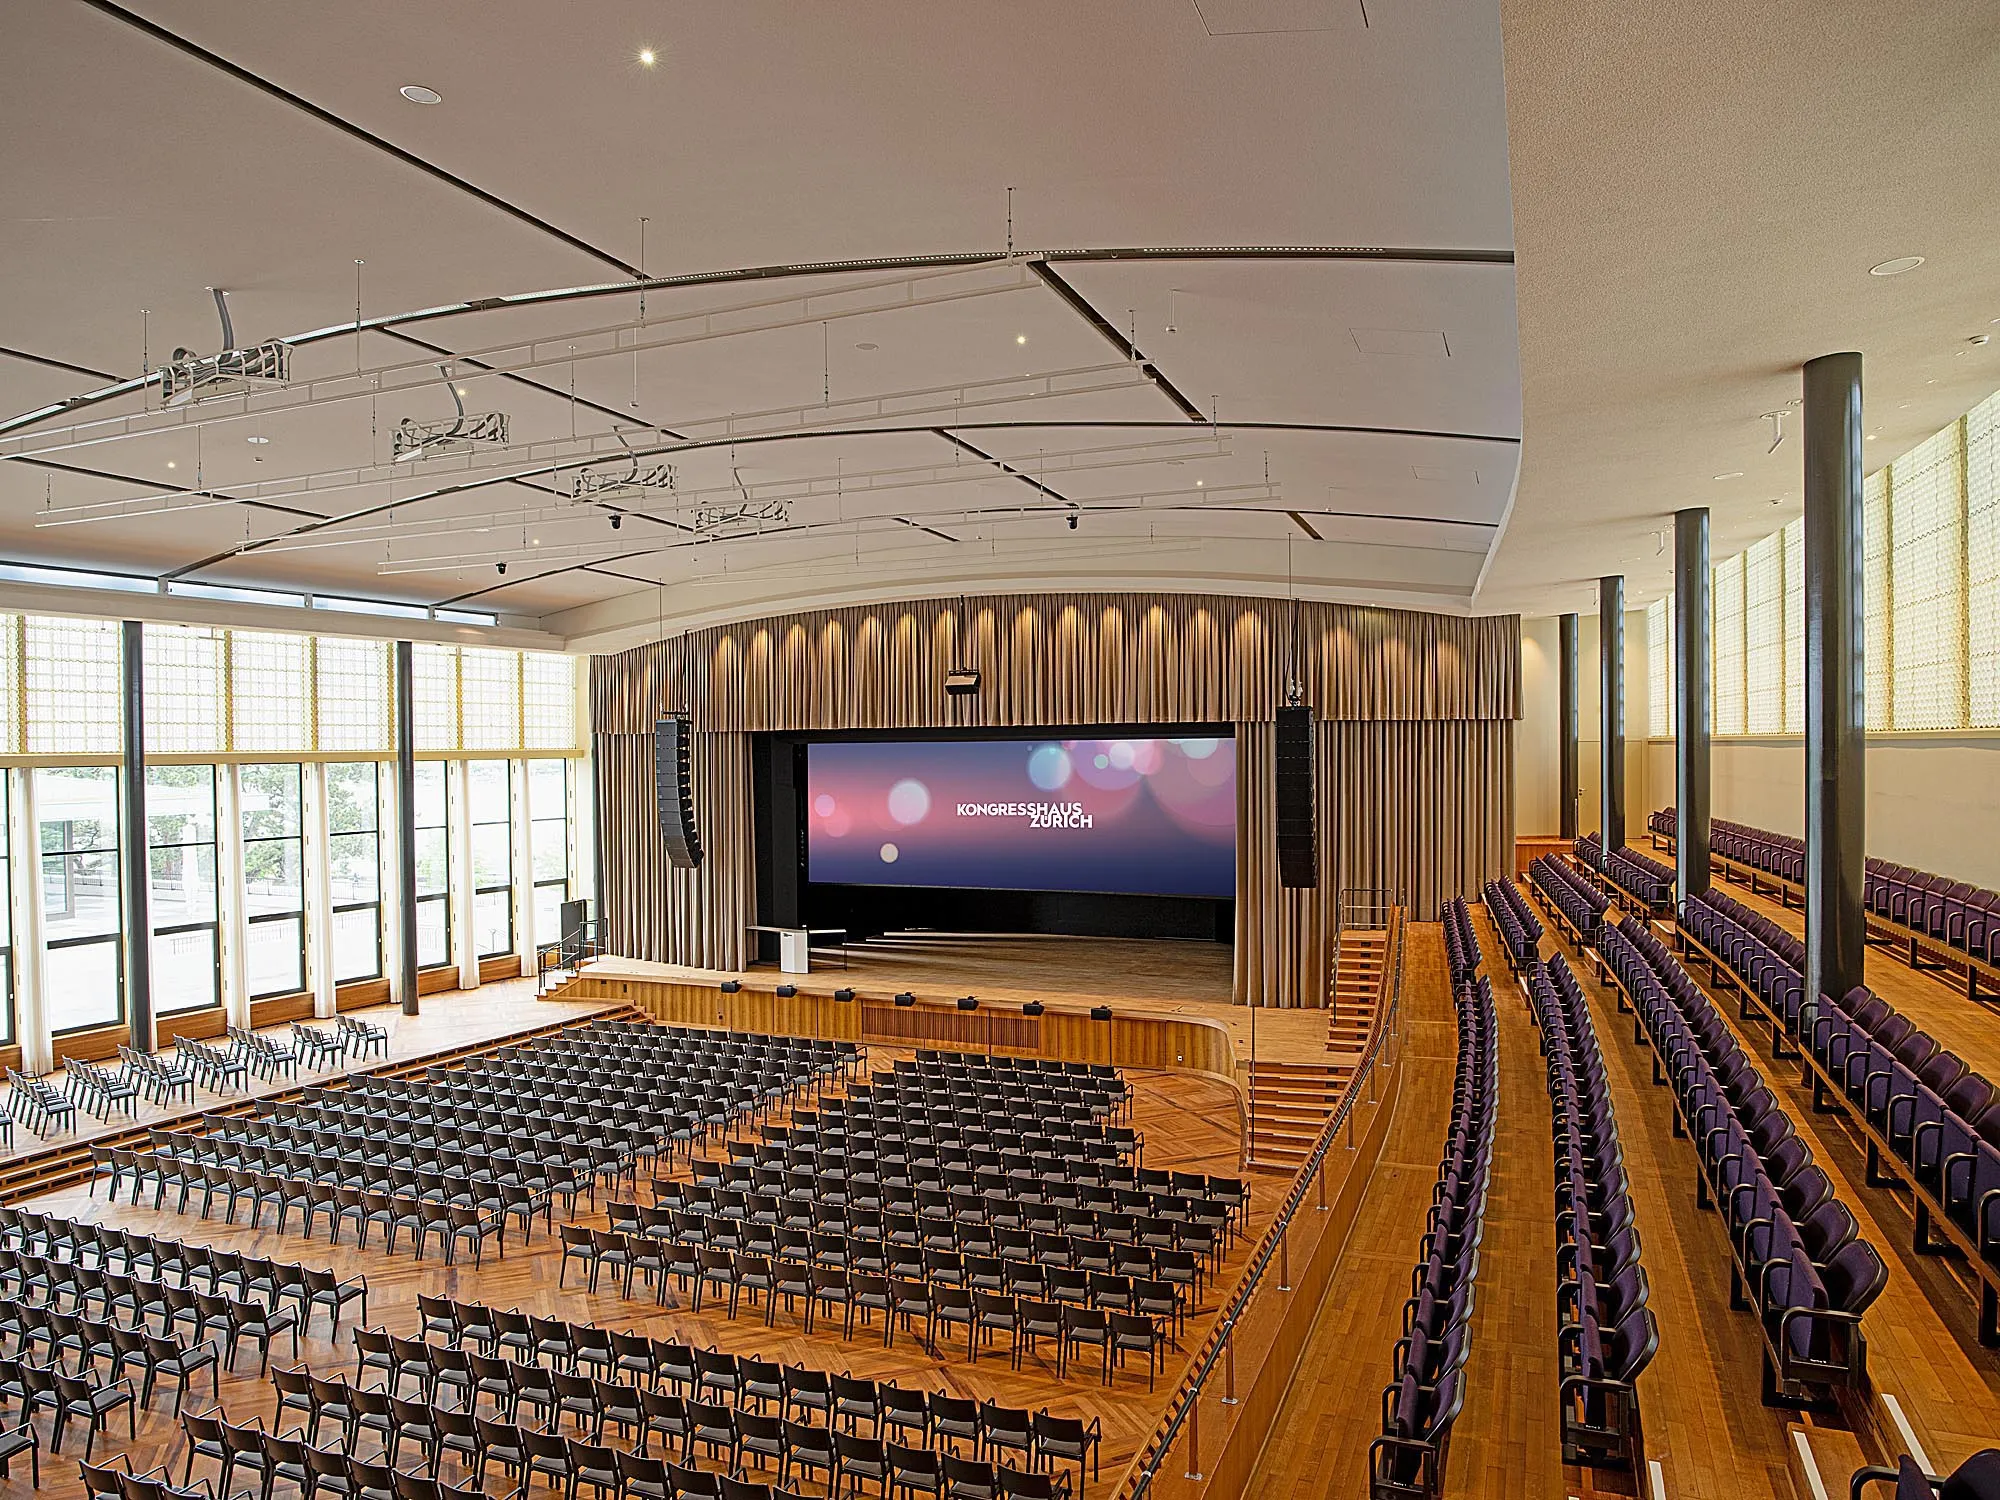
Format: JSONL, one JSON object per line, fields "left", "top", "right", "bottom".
{"left": 1516, "top": 611, "right": 1652, "bottom": 839}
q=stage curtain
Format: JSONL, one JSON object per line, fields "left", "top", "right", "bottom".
{"left": 595, "top": 728, "right": 755, "bottom": 971}
{"left": 589, "top": 590, "right": 1519, "bottom": 1008}
{"left": 592, "top": 593, "right": 1518, "bottom": 734}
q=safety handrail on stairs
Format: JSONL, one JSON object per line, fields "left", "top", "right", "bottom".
{"left": 1118, "top": 904, "right": 1407, "bottom": 1497}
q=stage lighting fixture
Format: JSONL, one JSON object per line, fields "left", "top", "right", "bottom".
{"left": 833, "top": 988, "right": 856, "bottom": 1002}
{"left": 944, "top": 667, "right": 980, "bottom": 697}
{"left": 610, "top": 513, "right": 622, "bottom": 530}
{"left": 1067, "top": 513, "right": 1078, "bottom": 530}
{"left": 496, "top": 562, "right": 507, "bottom": 575}
{"left": 160, "top": 288, "right": 291, "bottom": 406}
{"left": 720, "top": 980, "right": 743, "bottom": 994}
{"left": 894, "top": 992, "right": 916, "bottom": 1007}
{"left": 775, "top": 984, "right": 797, "bottom": 997}
{"left": 393, "top": 364, "right": 510, "bottom": 461}
{"left": 957, "top": 996, "right": 978, "bottom": 1011}
{"left": 1022, "top": 1001, "right": 1045, "bottom": 1016}
{"left": 1090, "top": 1005, "right": 1112, "bottom": 1021}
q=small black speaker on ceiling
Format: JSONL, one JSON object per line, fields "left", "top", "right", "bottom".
{"left": 1022, "top": 1001, "right": 1045, "bottom": 1016}
{"left": 1276, "top": 702, "right": 1318, "bottom": 889}
{"left": 894, "top": 992, "right": 916, "bottom": 1007}
{"left": 957, "top": 996, "right": 978, "bottom": 1012}
{"left": 833, "top": 988, "right": 855, "bottom": 1002}
{"left": 1090, "top": 1006, "right": 1112, "bottom": 1021}
{"left": 719, "top": 980, "right": 742, "bottom": 994}
{"left": 655, "top": 714, "right": 703, "bottom": 869}
{"left": 775, "top": 984, "right": 797, "bottom": 998}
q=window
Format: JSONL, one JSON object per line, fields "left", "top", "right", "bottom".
{"left": 461, "top": 651, "right": 521, "bottom": 751}
{"left": 529, "top": 759, "right": 571, "bottom": 948}
{"left": 232, "top": 633, "right": 310, "bottom": 754}
{"left": 414, "top": 761, "right": 450, "bottom": 969}
{"left": 1782, "top": 518, "right": 1805, "bottom": 734}
{"left": 1887, "top": 423, "right": 1969, "bottom": 730}
{"left": 1972, "top": 397, "right": 2000, "bottom": 727}
{"left": 241, "top": 763, "right": 306, "bottom": 999}
{"left": 148, "top": 764, "right": 220, "bottom": 1016}
{"left": 1647, "top": 599, "right": 1674, "bottom": 739}
{"left": 0, "top": 774, "right": 12, "bottom": 1044}
{"left": 1744, "top": 532, "right": 1786, "bottom": 734}
{"left": 143, "top": 624, "right": 226, "bottom": 755}
{"left": 316, "top": 638, "right": 393, "bottom": 754}
{"left": 27, "top": 616, "right": 121, "bottom": 755}
{"left": 1865, "top": 467, "right": 1893, "bottom": 731}
{"left": 327, "top": 762, "right": 383, "bottom": 984}
{"left": 468, "top": 760, "right": 513, "bottom": 958}
{"left": 38, "top": 766, "right": 122, "bottom": 1033}
{"left": 1712, "top": 552, "right": 1747, "bottom": 737}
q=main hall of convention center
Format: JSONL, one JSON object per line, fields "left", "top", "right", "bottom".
{"left": 0, "top": 5, "right": 1996, "bottom": 1498}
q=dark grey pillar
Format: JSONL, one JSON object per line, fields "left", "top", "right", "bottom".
{"left": 120, "top": 620, "right": 153, "bottom": 1053}
{"left": 1675, "top": 508, "right": 1712, "bottom": 905}
{"left": 1599, "top": 577, "right": 1626, "bottom": 853}
{"left": 1804, "top": 351, "right": 1867, "bottom": 1007}
{"left": 395, "top": 641, "right": 420, "bottom": 1016}
{"left": 1558, "top": 614, "right": 1580, "bottom": 840}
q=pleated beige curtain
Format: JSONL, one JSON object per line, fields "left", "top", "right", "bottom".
{"left": 589, "top": 589, "right": 1520, "bottom": 1006}
{"left": 595, "top": 728, "right": 755, "bottom": 971}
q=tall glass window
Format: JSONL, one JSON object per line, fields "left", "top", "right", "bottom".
{"left": 0, "top": 774, "right": 13, "bottom": 1045}
{"left": 326, "top": 763, "right": 383, "bottom": 984}
{"left": 148, "top": 765, "right": 220, "bottom": 1016}
{"left": 529, "top": 759, "right": 572, "bottom": 948}
{"left": 468, "top": 761, "right": 513, "bottom": 958}
{"left": 37, "top": 766, "right": 122, "bottom": 1033}
{"left": 414, "top": 761, "right": 450, "bottom": 969}
{"left": 241, "top": 763, "right": 306, "bottom": 998}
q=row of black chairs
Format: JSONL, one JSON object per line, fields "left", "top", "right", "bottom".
{"left": 1368, "top": 919, "right": 1495, "bottom": 1500}
{"left": 1530, "top": 856, "right": 1610, "bottom": 952}
{"left": 1600, "top": 912, "right": 1887, "bottom": 1405}
{"left": 1526, "top": 952, "right": 1656, "bottom": 1472}
{"left": 1482, "top": 879, "right": 1542, "bottom": 973}
{"left": 1573, "top": 835, "right": 1674, "bottom": 913}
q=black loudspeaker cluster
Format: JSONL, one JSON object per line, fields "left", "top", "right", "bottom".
{"left": 655, "top": 714, "right": 704, "bottom": 869}
{"left": 1276, "top": 703, "right": 1317, "bottom": 889}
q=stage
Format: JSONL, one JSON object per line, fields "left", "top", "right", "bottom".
{"left": 570, "top": 931, "right": 1335, "bottom": 1070}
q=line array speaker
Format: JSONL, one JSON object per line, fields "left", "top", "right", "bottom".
{"left": 1276, "top": 703, "right": 1317, "bottom": 889}
{"left": 655, "top": 714, "right": 704, "bottom": 869}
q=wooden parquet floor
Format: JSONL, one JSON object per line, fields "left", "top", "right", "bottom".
{"left": 1243, "top": 920, "right": 1464, "bottom": 1498}
{"left": 14, "top": 1049, "right": 1264, "bottom": 1500}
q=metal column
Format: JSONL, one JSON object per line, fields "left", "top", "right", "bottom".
{"left": 1558, "top": 613, "right": 1580, "bottom": 840}
{"left": 1675, "top": 508, "right": 1712, "bottom": 904}
{"left": 1804, "top": 352, "right": 1867, "bottom": 1008}
{"left": 395, "top": 640, "right": 420, "bottom": 1016}
{"left": 120, "top": 619, "right": 154, "bottom": 1052}
{"left": 1599, "top": 576, "right": 1626, "bottom": 853}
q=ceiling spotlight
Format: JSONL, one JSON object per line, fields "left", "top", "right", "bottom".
{"left": 1971, "top": 334, "right": 1993, "bottom": 347}
{"left": 1867, "top": 433, "right": 1879, "bottom": 441}
{"left": 399, "top": 84, "right": 443, "bottom": 106}
{"left": 246, "top": 434, "right": 269, "bottom": 445}
{"left": 496, "top": 562, "right": 507, "bottom": 575}
{"left": 610, "top": 513, "right": 623, "bottom": 531}
{"left": 530, "top": 537, "right": 541, "bottom": 546}
{"left": 638, "top": 48, "right": 657, "bottom": 66}
{"left": 1015, "top": 334, "right": 1028, "bottom": 345}
{"left": 1195, "top": 478, "right": 1204, "bottom": 486}
{"left": 166, "top": 461, "right": 176, "bottom": 469}
{"left": 1713, "top": 471, "right": 1744, "bottom": 480}
{"left": 855, "top": 342, "right": 878, "bottom": 351}
{"left": 1067, "top": 513, "right": 1078, "bottom": 530}
{"left": 1869, "top": 256, "right": 1925, "bottom": 277}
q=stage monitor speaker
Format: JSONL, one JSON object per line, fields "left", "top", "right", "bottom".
{"left": 1276, "top": 703, "right": 1317, "bottom": 889}
{"left": 719, "top": 980, "right": 742, "bottom": 994}
{"left": 775, "top": 984, "right": 797, "bottom": 998}
{"left": 833, "top": 988, "right": 856, "bottom": 1002}
{"left": 957, "top": 996, "right": 978, "bottom": 1011}
{"left": 894, "top": 992, "right": 917, "bottom": 1007}
{"left": 654, "top": 715, "right": 703, "bottom": 869}
{"left": 1022, "top": 1001, "right": 1045, "bottom": 1016}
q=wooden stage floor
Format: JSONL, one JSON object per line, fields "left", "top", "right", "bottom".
{"left": 587, "top": 933, "right": 1336, "bottom": 1069}
{"left": 15, "top": 1039, "right": 1266, "bottom": 1500}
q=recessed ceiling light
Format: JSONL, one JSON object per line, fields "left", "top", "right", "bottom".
{"left": 1195, "top": 479, "right": 1204, "bottom": 487}
{"left": 166, "top": 461, "right": 176, "bottom": 469}
{"left": 638, "top": 48, "right": 657, "bottom": 66}
{"left": 1015, "top": 334, "right": 1028, "bottom": 345}
{"left": 246, "top": 435, "right": 269, "bottom": 445}
{"left": 1868, "top": 255, "right": 1924, "bottom": 277}
{"left": 1713, "top": 471, "right": 1744, "bottom": 480}
{"left": 531, "top": 537, "right": 541, "bottom": 546}
{"left": 399, "top": 84, "right": 443, "bottom": 106}
{"left": 455, "top": 387, "right": 468, "bottom": 396}
{"left": 855, "top": 342, "right": 878, "bottom": 351}
{"left": 1866, "top": 433, "right": 1878, "bottom": 441}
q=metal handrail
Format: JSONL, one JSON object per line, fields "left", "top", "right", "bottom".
{"left": 1121, "top": 906, "right": 1408, "bottom": 1496}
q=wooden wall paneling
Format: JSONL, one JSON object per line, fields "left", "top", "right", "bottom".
{"left": 478, "top": 954, "right": 526, "bottom": 983}
{"left": 417, "top": 966, "right": 459, "bottom": 997}
{"left": 249, "top": 992, "right": 315, "bottom": 1028}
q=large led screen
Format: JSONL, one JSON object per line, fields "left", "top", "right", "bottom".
{"left": 806, "top": 735, "right": 1235, "bottom": 898}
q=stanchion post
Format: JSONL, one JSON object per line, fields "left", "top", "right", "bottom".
{"left": 1183, "top": 1394, "right": 1204, "bottom": 1482}
{"left": 1317, "top": 1155, "right": 1328, "bottom": 1210}
{"left": 1279, "top": 1225, "right": 1291, "bottom": 1291}
{"left": 1223, "top": 1329, "right": 1237, "bottom": 1405}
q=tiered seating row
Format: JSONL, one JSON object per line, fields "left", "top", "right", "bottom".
{"left": 1367, "top": 975, "right": 1497, "bottom": 1500}
{"left": 1530, "top": 856, "right": 1610, "bottom": 954}
{"left": 1680, "top": 888, "right": 2000, "bottom": 1345}
{"left": 1598, "top": 916, "right": 1887, "bottom": 1406}
{"left": 1527, "top": 955, "right": 1654, "bottom": 1471}
{"left": 1650, "top": 805, "right": 2000, "bottom": 998}
{"left": 1574, "top": 835, "right": 1674, "bottom": 913}
{"left": 1442, "top": 897, "right": 1482, "bottom": 986}
{"left": 1482, "top": 880, "right": 1542, "bottom": 973}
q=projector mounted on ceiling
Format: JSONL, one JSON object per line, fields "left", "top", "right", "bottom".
{"left": 944, "top": 666, "right": 981, "bottom": 697}
{"left": 160, "top": 287, "right": 291, "bottom": 407}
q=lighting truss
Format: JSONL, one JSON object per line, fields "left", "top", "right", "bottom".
{"left": 2, "top": 260, "right": 1039, "bottom": 463}
{"left": 159, "top": 289, "right": 291, "bottom": 407}
{"left": 254, "top": 434, "right": 1230, "bottom": 556}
